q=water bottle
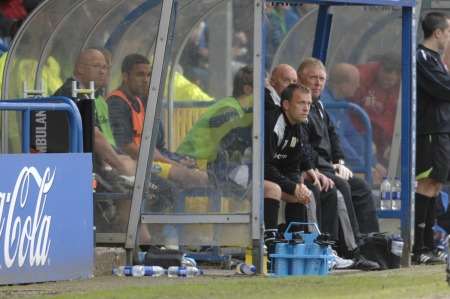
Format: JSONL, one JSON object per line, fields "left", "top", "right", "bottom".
{"left": 113, "top": 265, "right": 166, "bottom": 277}
{"left": 131, "top": 265, "right": 166, "bottom": 277}
{"left": 380, "top": 177, "right": 392, "bottom": 210}
{"left": 235, "top": 263, "right": 256, "bottom": 275}
{"left": 390, "top": 236, "right": 404, "bottom": 257}
{"left": 391, "top": 177, "right": 401, "bottom": 210}
{"left": 167, "top": 266, "right": 201, "bottom": 277}
{"left": 181, "top": 256, "right": 197, "bottom": 267}
{"left": 112, "top": 266, "right": 133, "bottom": 276}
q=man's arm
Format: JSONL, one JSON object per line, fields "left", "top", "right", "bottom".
{"left": 417, "top": 48, "right": 450, "bottom": 102}
{"left": 264, "top": 113, "right": 297, "bottom": 195}
{"left": 94, "top": 127, "right": 136, "bottom": 176}
{"left": 323, "top": 110, "right": 345, "bottom": 163}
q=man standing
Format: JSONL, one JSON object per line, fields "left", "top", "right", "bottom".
{"left": 297, "top": 58, "right": 379, "bottom": 236}
{"left": 414, "top": 12, "right": 450, "bottom": 264}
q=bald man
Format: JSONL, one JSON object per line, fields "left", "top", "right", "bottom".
{"left": 324, "top": 63, "right": 387, "bottom": 185}
{"left": 265, "top": 64, "right": 298, "bottom": 111}
{"left": 53, "top": 49, "right": 136, "bottom": 176}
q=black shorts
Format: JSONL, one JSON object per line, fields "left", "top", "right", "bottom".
{"left": 416, "top": 134, "right": 450, "bottom": 183}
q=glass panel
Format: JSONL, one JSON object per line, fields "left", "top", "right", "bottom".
{"left": 1, "top": 0, "right": 77, "bottom": 153}
{"left": 143, "top": 223, "right": 250, "bottom": 247}
{"left": 136, "top": 0, "right": 253, "bottom": 247}
{"left": 2, "top": 0, "right": 76, "bottom": 99}
{"left": 326, "top": 6, "right": 402, "bottom": 190}
{"left": 271, "top": 5, "right": 402, "bottom": 211}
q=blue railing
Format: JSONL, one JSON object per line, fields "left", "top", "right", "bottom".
{"left": 0, "top": 96, "right": 84, "bottom": 153}
{"left": 323, "top": 101, "right": 373, "bottom": 185}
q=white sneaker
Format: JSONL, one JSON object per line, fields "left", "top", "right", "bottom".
{"left": 331, "top": 250, "right": 354, "bottom": 270}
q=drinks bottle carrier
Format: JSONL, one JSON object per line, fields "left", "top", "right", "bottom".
{"left": 270, "top": 222, "right": 334, "bottom": 276}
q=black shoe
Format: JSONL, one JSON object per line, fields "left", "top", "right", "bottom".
{"left": 412, "top": 251, "right": 446, "bottom": 265}
{"left": 352, "top": 256, "right": 380, "bottom": 271}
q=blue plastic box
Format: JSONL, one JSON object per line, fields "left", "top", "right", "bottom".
{"left": 270, "top": 222, "right": 333, "bottom": 276}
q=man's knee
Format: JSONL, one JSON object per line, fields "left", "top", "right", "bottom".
{"left": 320, "top": 187, "right": 338, "bottom": 206}
{"left": 417, "top": 178, "right": 442, "bottom": 196}
{"left": 333, "top": 176, "right": 352, "bottom": 197}
{"left": 264, "top": 180, "right": 282, "bottom": 199}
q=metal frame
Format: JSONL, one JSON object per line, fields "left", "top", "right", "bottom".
{"left": 141, "top": 214, "right": 250, "bottom": 224}
{"left": 400, "top": 5, "right": 414, "bottom": 267}
{"left": 0, "top": 97, "right": 84, "bottom": 153}
{"left": 312, "top": 5, "right": 332, "bottom": 61}
{"left": 252, "top": 0, "right": 265, "bottom": 274}
{"left": 125, "top": 0, "right": 176, "bottom": 257}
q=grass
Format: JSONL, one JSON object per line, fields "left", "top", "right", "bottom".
{"left": 5, "top": 265, "right": 449, "bottom": 299}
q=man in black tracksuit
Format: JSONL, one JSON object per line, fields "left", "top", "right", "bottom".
{"left": 297, "top": 58, "right": 380, "bottom": 239}
{"left": 414, "top": 12, "right": 450, "bottom": 264}
{"left": 264, "top": 83, "right": 338, "bottom": 242}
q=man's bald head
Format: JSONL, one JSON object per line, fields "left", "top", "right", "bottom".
{"left": 270, "top": 64, "right": 297, "bottom": 95}
{"left": 328, "top": 63, "right": 360, "bottom": 99}
{"left": 74, "top": 49, "right": 108, "bottom": 89}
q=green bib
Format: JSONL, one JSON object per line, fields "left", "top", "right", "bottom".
{"left": 176, "top": 96, "right": 252, "bottom": 162}
{"left": 95, "top": 96, "right": 116, "bottom": 147}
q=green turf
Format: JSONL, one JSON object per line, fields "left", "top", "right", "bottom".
{"left": 31, "top": 265, "right": 450, "bottom": 299}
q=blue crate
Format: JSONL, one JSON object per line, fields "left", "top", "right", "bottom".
{"left": 270, "top": 222, "right": 334, "bottom": 276}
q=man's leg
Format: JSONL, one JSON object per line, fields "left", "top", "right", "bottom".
{"left": 347, "top": 176, "right": 379, "bottom": 233}
{"left": 413, "top": 133, "right": 450, "bottom": 263}
{"left": 318, "top": 187, "right": 339, "bottom": 242}
{"left": 264, "top": 180, "right": 282, "bottom": 229}
{"left": 323, "top": 171, "right": 361, "bottom": 238}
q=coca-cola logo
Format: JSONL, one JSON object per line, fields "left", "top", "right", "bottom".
{"left": 0, "top": 167, "right": 54, "bottom": 268}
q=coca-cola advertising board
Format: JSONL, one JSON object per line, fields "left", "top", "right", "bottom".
{"left": 0, "top": 153, "right": 93, "bottom": 285}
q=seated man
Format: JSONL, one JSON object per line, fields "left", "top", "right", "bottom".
{"left": 298, "top": 57, "right": 380, "bottom": 235}
{"left": 351, "top": 53, "right": 401, "bottom": 167}
{"left": 265, "top": 64, "right": 298, "bottom": 112}
{"left": 107, "top": 53, "right": 208, "bottom": 189}
{"left": 176, "top": 66, "right": 254, "bottom": 169}
{"left": 51, "top": 48, "right": 161, "bottom": 245}
{"left": 264, "top": 84, "right": 356, "bottom": 269}
{"left": 322, "top": 63, "right": 387, "bottom": 185}
{"left": 264, "top": 83, "right": 325, "bottom": 230}
{"left": 53, "top": 48, "right": 136, "bottom": 176}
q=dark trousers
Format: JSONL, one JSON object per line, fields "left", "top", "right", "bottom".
{"left": 322, "top": 171, "right": 379, "bottom": 235}
{"left": 414, "top": 193, "right": 436, "bottom": 253}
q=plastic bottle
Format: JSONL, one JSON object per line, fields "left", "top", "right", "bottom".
{"left": 235, "top": 263, "right": 256, "bottom": 275}
{"left": 112, "top": 266, "right": 133, "bottom": 277}
{"left": 181, "top": 256, "right": 197, "bottom": 267}
{"left": 380, "top": 177, "right": 392, "bottom": 210}
{"left": 131, "top": 265, "right": 166, "bottom": 277}
{"left": 390, "top": 236, "right": 404, "bottom": 257}
{"left": 112, "top": 265, "right": 165, "bottom": 277}
{"left": 391, "top": 177, "right": 401, "bottom": 210}
{"left": 167, "top": 266, "right": 201, "bottom": 277}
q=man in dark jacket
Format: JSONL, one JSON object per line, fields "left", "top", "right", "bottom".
{"left": 297, "top": 57, "right": 380, "bottom": 237}
{"left": 264, "top": 83, "right": 318, "bottom": 230}
{"left": 414, "top": 12, "right": 450, "bottom": 264}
